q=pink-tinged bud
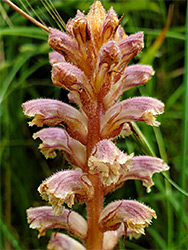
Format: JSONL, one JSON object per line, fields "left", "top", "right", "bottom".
{"left": 103, "top": 224, "right": 124, "bottom": 250}
{"left": 117, "top": 32, "right": 144, "bottom": 69}
{"left": 27, "top": 206, "right": 87, "bottom": 239}
{"left": 48, "top": 28, "right": 80, "bottom": 66}
{"left": 38, "top": 170, "right": 94, "bottom": 215}
{"left": 93, "top": 41, "right": 121, "bottom": 95}
{"left": 51, "top": 62, "right": 96, "bottom": 115}
{"left": 101, "top": 7, "right": 119, "bottom": 44}
{"left": 33, "top": 128, "right": 86, "bottom": 169}
{"left": 101, "top": 97, "right": 164, "bottom": 139}
{"left": 118, "top": 156, "right": 169, "bottom": 193}
{"left": 99, "top": 200, "right": 157, "bottom": 235}
{"left": 52, "top": 62, "right": 92, "bottom": 95}
{"left": 22, "top": 98, "right": 88, "bottom": 145}
{"left": 47, "top": 233, "right": 86, "bottom": 250}
{"left": 49, "top": 51, "right": 65, "bottom": 65}
{"left": 88, "top": 140, "right": 133, "bottom": 186}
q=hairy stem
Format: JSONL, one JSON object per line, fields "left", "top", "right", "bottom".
{"left": 86, "top": 103, "right": 104, "bottom": 250}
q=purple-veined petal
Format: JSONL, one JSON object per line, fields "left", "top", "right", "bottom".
{"left": 27, "top": 206, "right": 87, "bottom": 239}
{"left": 118, "top": 32, "right": 144, "bottom": 68}
{"left": 93, "top": 41, "right": 121, "bottom": 96}
{"left": 104, "top": 65, "right": 155, "bottom": 109}
{"left": 120, "top": 65, "right": 155, "bottom": 92}
{"left": 118, "top": 156, "right": 169, "bottom": 193}
{"left": 33, "top": 128, "right": 86, "bottom": 169}
{"left": 101, "top": 97, "right": 164, "bottom": 139}
{"left": 49, "top": 51, "right": 65, "bottom": 65}
{"left": 47, "top": 233, "right": 86, "bottom": 250}
{"left": 88, "top": 140, "right": 133, "bottom": 186}
{"left": 22, "top": 98, "right": 88, "bottom": 145}
{"left": 38, "top": 170, "right": 94, "bottom": 215}
{"left": 99, "top": 200, "right": 157, "bottom": 235}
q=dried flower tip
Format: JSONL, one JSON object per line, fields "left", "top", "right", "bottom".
{"left": 47, "top": 233, "right": 86, "bottom": 250}
{"left": 101, "top": 7, "right": 119, "bottom": 44}
{"left": 38, "top": 170, "right": 94, "bottom": 215}
{"left": 27, "top": 206, "right": 87, "bottom": 239}
{"left": 86, "top": 0, "right": 106, "bottom": 51}
{"left": 88, "top": 140, "right": 133, "bottom": 186}
{"left": 99, "top": 200, "right": 157, "bottom": 235}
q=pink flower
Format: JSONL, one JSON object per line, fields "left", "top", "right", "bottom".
{"left": 99, "top": 200, "right": 157, "bottom": 235}
{"left": 38, "top": 170, "right": 94, "bottom": 215}
{"left": 27, "top": 206, "right": 87, "bottom": 239}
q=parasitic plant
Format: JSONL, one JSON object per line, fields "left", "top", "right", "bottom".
{"left": 4, "top": 1, "right": 170, "bottom": 249}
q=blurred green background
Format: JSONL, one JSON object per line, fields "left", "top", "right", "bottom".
{"left": 0, "top": 0, "right": 187, "bottom": 249}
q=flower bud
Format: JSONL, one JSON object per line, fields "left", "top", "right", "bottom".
{"left": 49, "top": 28, "right": 80, "bottom": 66}
{"left": 49, "top": 51, "right": 65, "bottom": 65}
{"left": 47, "top": 233, "right": 86, "bottom": 250}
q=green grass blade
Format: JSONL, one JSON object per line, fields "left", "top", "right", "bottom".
{"left": 0, "top": 217, "right": 23, "bottom": 250}
{"left": 178, "top": 0, "right": 188, "bottom": 244}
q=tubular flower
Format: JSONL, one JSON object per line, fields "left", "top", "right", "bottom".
{"left": 99, "top": 200, "right": 157, "bottom": 235}
{"left": 33, "top": 128, "right": 86, "bottom": 169}
{"left": 27, "top": 206, "right": 87, "bottom": 239}
{"left": 117, "top": 156, "right": 170, "bottom": 193}
{"left": 88, "top": 140, "right": 133, "bottom": 186}
{"left": 22, "top": 99, "right": 88, "bottom": 144}
{"left": 21, "top": 0, "right": 170, "bottom": 249}
{"left": 38, "top": 170, "right": 94, "bottom": 215}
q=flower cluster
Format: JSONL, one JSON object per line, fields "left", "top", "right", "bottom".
{"left": 23, "top": 1, "right": 169, "bottom": 249}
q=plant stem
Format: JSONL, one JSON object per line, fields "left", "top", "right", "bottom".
{"left": 86, "top": 103, "right": 104, "bottom": 250}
